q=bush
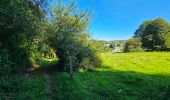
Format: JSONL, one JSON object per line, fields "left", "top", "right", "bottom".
{"left": 56, "top": 41, "right": 101, "bottom": 72}
{"left": 0, "top": 0, "right": 45, "bottom": 73}
{"left": 78, "top": 46, "right": 101, "bottom": 70}
{"left": 0, "top": 49, "right": 13, "bottom": 75}
{"left": 124, "top": 38, "right": 144, "bottom": 52}
{"left": 0, "top": 48, "right": 31, "bottom": 75}
{"left": 126, "top": 47, "right": 144, "bottom": 52}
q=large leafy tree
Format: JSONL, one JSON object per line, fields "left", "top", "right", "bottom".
{"left": 134, "top": 20, "right": 152, "bottom": 38}
{"left": 0, "top": 0, "right": 46, "bottom": 72}
{"left": 45, "top": 1, "right": 100, "bottom": 78}
{"left": 163, "top": 32, "right": 170, "bottom": 50}
{"left": 134, "top": 18, "right": 170, "bottom": 51}
{"left": 142, "top": 18, "right": 170, "bottom": 51}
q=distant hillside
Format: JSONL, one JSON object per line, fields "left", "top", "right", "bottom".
{"left": 109, "top": 40, "right": 127, "bottom": 45}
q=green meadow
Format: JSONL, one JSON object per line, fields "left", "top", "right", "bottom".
{"left": 51, "top": 52, "right": 170, "bottom": 100}
{"left": 1, "top": 52, "right": 170, "bottom": 100}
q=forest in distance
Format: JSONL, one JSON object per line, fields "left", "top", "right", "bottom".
{"left": 0, "top": 0, "right": 170, "bottom": 100}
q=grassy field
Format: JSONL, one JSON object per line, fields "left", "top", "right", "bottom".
{"left": 52, "top": 52, "right": 170, "bottom": 100}
{"left": 1, "top": 52, "right": 170, "bottom": 100}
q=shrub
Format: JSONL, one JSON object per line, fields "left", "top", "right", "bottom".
{"left": 124, "top": 38, "right": 144, "bottom": 52}
{"left": 0, "top": 49, "right": 13, "bottom": 75}
{"left": 127, "top": 47, "right": 144, "bottom": 52}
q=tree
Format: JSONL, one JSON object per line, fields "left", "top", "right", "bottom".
{"left": 45, "top": 1, "right": 100, "bottom": 79}
{"left": 134, "top": 18, "right": 170, "bottom": 51}
{"left": 0, "top": 0, "right": 46, "bottom": 73}
{"left": 142, "top": 18, "right": 170, "bottom": 51}
{"left": 134, "top": 20, "right": 152, "bottom": 38}
{"left": 163, "top": 32, "right": 170, "bottom": 50}
{"left": 124, "top": 38, "right": 143, "bottom": 52}
{"left": 110, "top": 44, "right": 115, "bottom": 49}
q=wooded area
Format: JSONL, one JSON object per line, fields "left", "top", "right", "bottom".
{"left": 0, "top": 0, "right": 100, "bottom": 76}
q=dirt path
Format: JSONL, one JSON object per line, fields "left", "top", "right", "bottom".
{"left": 28, "top": 64, "right": 58, "bottom": 100}
{"left": 44, "top": 73, "right": 52, "bottom": 100}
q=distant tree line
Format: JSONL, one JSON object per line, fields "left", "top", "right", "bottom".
{"left": 109, "top": 40, "right": 126, "bottom": 50}
{"left": 89, "top": 40, "right": 111, "bottom": 52}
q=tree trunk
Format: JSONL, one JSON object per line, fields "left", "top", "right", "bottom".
{"left": 69, "top": 57, "right": 73, "bottom": 80}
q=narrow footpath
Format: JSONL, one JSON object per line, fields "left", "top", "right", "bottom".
{"left": 44, "top": 73, "right": 52, "bottom": 100}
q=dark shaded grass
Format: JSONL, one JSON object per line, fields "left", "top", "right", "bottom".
{"left": 0, "top": 73, "right": 47, "bottom": 100}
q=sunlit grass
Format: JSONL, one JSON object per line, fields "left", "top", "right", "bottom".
{"left": 38, "top": 58, "right": 58, "bottom": 67}
{"left": 52, "top": 52, "right": 170, "bottom": 100}
{"left": 99, "top": 52, "right": 170, "bottom": 75}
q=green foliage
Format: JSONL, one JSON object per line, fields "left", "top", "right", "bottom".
{"left": 135, "top": 18, "right": 170, "bottom": 51}
{"left": 0, "top": 0, "right": 46, "bottom": 72}
{"left": 124, "top": 38, "right": 144, "bottom": 52}
{"left": 109, "top": 40, "right": 126, "bottom": 51}
{"left": 109, "top": 44, "right": 115, "bottom": 48}
{"left": 142, "top": 18, "right": 170, "bottom": 51}
{"left": 0, "top": 49, "right": 13, "bottom": 75}
{"left": 45, "top": 1, "right": 101, "bottom": 72}
{"left": 88, "top": 40, "right": 111, "bottom": 52}
{"left": 109, "top": 40, "right": 127, "bottom": 47}
{"left": 163, "top": 32, "right": 170, "bottom": 50}
{"left": 134, "top": 20, "right": 152, "bottom": 38}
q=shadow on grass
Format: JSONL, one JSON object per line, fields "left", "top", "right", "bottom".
{"left": 24, "top": 59, "right": 170, "bottom": 100}
{"left": 51, "top": 68, "right": 170, "bottom": 100}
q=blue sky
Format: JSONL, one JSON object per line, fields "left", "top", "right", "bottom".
{"left": 51, "top": 0, "right": 170, "bottom": 40}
